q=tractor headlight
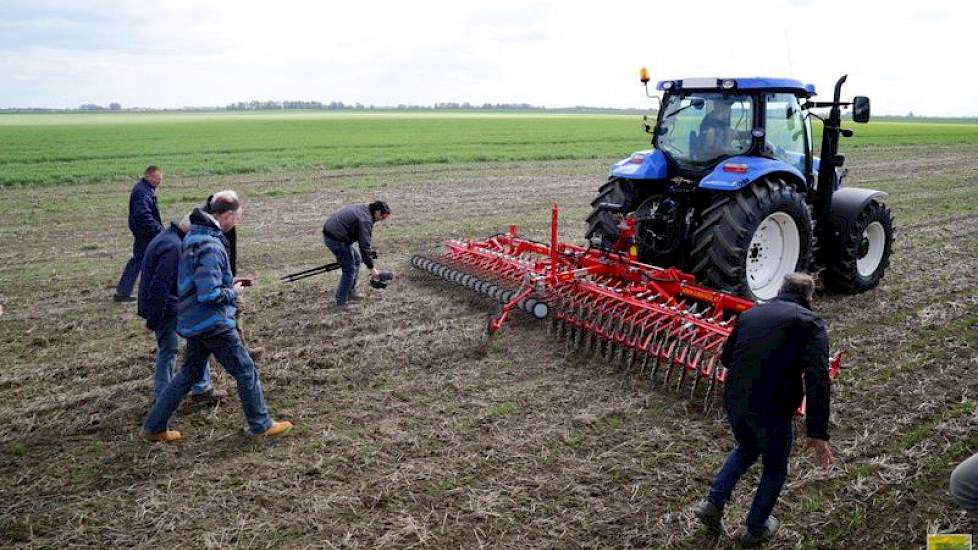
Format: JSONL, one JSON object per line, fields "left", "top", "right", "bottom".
{"left": 721, "top": 79, "right": 736, "bottom": 90}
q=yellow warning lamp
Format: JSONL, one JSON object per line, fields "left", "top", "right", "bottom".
{"left": 639, "top": 67, "right": 650, "bottom": 84}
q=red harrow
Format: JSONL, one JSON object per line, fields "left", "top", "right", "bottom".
{"left": 411, "top": 205, "right": 840, "bottom": 413}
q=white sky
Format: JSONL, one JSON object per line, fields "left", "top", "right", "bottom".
{"left": 0, "top": 0, "right": 974, "bottom": 116}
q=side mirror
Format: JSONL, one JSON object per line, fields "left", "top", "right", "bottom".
{"left": 852, "top": 96, "right": 870, "bottom": 123}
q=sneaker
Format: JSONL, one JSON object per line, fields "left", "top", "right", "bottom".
{"left": 113, "top": 294, "right": 136, "bottom": 303}
{"left": 143, "top": 429, "right": 182, "bottom": 442}
{"left": 190, "top": 389, "right": 227, "bottom": 405}
{"left": 693, "top": 499, "right": 724, "bottom": 535}
{"left": 740, "top": 516, "right": 780, "bottom": 548}
{"left": 332, "top": 303, "right": 357, "bottom": 313}
{"left": 256, "top": 420, "right": 293, "bottom": 438}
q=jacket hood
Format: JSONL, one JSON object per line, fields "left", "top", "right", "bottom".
{"left": 188, "top": 207, "right": 227, "bottom": 242}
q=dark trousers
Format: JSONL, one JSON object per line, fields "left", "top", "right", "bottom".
{"left": 707, "top": 414, "right": 793, "bottom": 536}
{"left": 143, "top": 327, "right": 272, "bottom": 435}
{"left": 323, "top": 236, "right": 361, "bottom": 305}
{"left": 116, "top": 235, "right": 151, "bottom": 298}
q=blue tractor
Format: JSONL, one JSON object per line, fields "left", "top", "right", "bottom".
{"left": 586, "top": 72, "right": 894, "bottom": 301}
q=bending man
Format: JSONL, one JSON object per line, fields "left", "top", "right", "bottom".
{"left": 321, "top": 201, "right": 391, "bottom": 310}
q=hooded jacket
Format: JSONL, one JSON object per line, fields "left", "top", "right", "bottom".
{"left": 176, "top": 208, "right": 237, "bottom": 338}
{"left": 721, "top": 291, "right": 831, "bottom": 439}
{"left": 137, "top": 222, "right": 187, "bottom": 331}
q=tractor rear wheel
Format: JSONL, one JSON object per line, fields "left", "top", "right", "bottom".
{"left": 690, "top": 177, "right": 813, "bottom": 301}
{"left": 824, "top": 200, "right": 893, "bottom": 293}
{"left": 585, "top": 177, "right": 634, "bottom": 246}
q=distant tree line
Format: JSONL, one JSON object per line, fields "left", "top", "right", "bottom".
{"left": 225, "top": 100, "right": 548, "bottom": 111}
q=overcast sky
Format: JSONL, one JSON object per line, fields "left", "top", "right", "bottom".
{"left": 0, "top": 0, "right": 973, "bottom": 116}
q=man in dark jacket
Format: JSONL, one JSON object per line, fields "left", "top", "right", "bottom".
{"left": 322, "top": 201, "right": 391, "bottom": 309}
{"left": 694, "top": 273, "right": 833, "bottom": 547}
{"left": 114, "top": 166, "right": 165, "bottom": 302}
{"left": 137, "top": 214, "right": 223, "bottom": 403}
{"left": 142, "top": 192, "right": 291, "bottom": 442}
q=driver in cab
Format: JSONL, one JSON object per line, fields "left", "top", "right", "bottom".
{"left": 699, "top": 99, "right": 735, "bottom": 159}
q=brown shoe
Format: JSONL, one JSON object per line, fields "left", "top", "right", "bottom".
{"left": 143, "top": 430, "right": 182, "bottom": 442}
{"left": 257, "top": 420, "right": 293, "bottom": 438}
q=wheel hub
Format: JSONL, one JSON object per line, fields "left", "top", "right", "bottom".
{"left": 856, "top": 221, "right": 886, "bottom": 277}
{"left": 746, "top": 212, "right": 801, "bottom": 300}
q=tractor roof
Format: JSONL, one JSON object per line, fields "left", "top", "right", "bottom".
{"left": 656, "top": 77, "right": 816, "bottom": 97}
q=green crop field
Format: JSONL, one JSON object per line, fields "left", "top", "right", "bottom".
{"left": 2, "top": 111, "right": 977, "bottom": 188}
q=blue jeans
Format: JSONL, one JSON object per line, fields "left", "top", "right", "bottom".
{"left": 153, "top": 317, "right": 211, "bottom": 400}
{"left": 324, "top": 236, "right": 360, "bottom": 305}
{"left": 143, "top": 327, "right": 272, "bottom": 434}
{"left": 116, "top": 235, "right": 151, "bottom": 298}
{"left": 707, "top": 414, "right": 794, "bottom": 536}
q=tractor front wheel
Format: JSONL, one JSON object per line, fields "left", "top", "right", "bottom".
{"left": 690, "top": 177, "right": 813, "bottom": 301}
{"left": 824, "top": 200, "right": 893, "bottom": 293}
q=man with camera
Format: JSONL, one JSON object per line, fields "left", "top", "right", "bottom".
{"left": 321, "top": 200, "right": 392, "bottom": 311}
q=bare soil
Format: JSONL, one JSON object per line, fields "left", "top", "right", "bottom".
{"left": 1, "top": 144, "right": 977, "bottom": 549}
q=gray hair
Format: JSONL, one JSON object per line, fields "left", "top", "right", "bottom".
{"left": 779, "top": 272, "right": 816, "bottom": 299}
{"left": 177, "top": 212, "right": 193, "bottom": 230}
{"left": 208, "top": 189, "right": 241, "bottom": 216}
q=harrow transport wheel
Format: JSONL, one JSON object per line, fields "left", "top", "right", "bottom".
{"left": 824, "top": 200, "right": 894, "bottom": 293}
{"left": 585, "top": 177, "right": 634, "bottom": 245}
{"left": 690, "top": 177, "right": 813, "bottom": 301}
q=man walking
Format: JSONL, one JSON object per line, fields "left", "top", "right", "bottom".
{"left": 142, "top": 191, "right": 291, "bottom": 442}
{"left": 115, "top": 166, "right": 165, "bottom": 302}
{"left": 137, "top": 213, "right": 225, "bottom": 404}
{"left": 321, "top": 201, "right": 391, "bottom": 310}
{"left": 694, "top": 273, "right": 833, "bottom": 547}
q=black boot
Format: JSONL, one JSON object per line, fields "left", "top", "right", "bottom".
{"left": 693, "top": 499, "right": 724, "bottom": 535}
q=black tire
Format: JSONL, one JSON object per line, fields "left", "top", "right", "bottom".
{"left": 690, "top": 177, "right": 813, "bottom": 301}
{"left": 824, "top": 201, "right": 893, "bottom": 293}
{"left": 585, "top": 177, "right": 634, "bottom": 244}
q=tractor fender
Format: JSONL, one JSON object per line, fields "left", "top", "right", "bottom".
{"left": 698, "top": 156, "right": 807, "bottom": 192}
{"left": 828, "top": 187, "right": 888, "bottom": 237}
{"left": 610, "top": 149, "right": 669, "bottom": 180}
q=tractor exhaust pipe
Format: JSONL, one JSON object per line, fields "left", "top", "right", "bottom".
{"left": 411, "top": 255, "right": 550, "bottom": 319}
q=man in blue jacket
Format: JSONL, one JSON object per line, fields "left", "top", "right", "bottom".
{"left": 137, "top": 214, "right": 225, "bottom": 404}
{"left": 142, "top": 191, "right": 291, "bottom": 442}
{"left": 115, "top": 166, "right": 165, "bottom": 302}
{"left": 693, "top": 273, "right": 833, "bottom": 547}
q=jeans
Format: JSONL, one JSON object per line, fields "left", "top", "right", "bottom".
{"left": 951, "top": 451, "right": 978, "bottom": 512}
{"left": 116, "top": 235, "right": 151, "bottom": 298}
{"left": 153, "top": 317, "right": 211, "bottom": 400}
{"left": 143, "top": 326, "right": 272, "bottom": 434}
{"left": 707, "top": 414, "right": 794, "bottom": 536}
{"left": 324, "top": 236, "right": 360, "bottom": 305}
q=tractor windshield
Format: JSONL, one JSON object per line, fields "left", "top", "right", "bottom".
{"left": 655, "top": 92, "right": 753, "bottom": 167}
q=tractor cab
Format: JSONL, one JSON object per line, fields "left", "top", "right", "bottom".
{"left": 651, "top": 78, "right": 816, "bottom": 182}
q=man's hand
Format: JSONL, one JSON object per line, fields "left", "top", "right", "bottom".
{"left": 234, "top": 276, "right": 254, "bottom": 287}
{"left": 233, "top": 281, "right": 247, "bottom": 293}
{"left": 806, "top": 438, "right": 834, "bottom": 469}
{"left": 370, "top": 268, "right": 380, "bottom": 279}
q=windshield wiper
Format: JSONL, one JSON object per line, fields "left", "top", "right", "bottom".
{"left": 663, "top": 97, "right": 705, "bottom": 119}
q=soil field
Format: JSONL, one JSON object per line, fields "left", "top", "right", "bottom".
{"left": 1, "top": 141, "right": 977, "bottom": 548}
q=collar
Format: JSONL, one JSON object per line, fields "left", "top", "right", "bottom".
{"left": 775, "top": 292, "right": 812, "bottom": 311}
{"left": 170, "top": 222, "right": 187, "bottom": 238}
